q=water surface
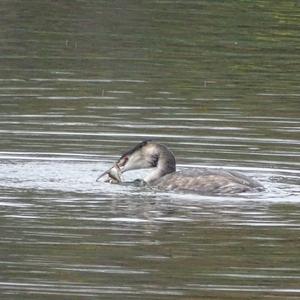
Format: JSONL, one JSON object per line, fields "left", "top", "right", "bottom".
{"left": 0, "top": 0, "right": 299, "bottom": 299}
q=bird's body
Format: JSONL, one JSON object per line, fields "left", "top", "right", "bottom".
{"left": 152, "top": 168, "right": 262, "bottom": 194}
{"left": 98, "top": 140, "right": 264, "bottom": 194}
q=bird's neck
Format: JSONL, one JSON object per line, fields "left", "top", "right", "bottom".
{"left": 144, "top": 146, "right": 176, "bottom": 183}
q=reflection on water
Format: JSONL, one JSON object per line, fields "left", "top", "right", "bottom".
{"left": 0, "top": 0, "right": 300, "bottom": 299}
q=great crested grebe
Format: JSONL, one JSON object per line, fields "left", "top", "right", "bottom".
{"left": 98, "top": 140, "right": 264, "bottom": 194}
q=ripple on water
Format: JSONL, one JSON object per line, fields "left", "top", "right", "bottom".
{"left": 0, "top": 154, "right": 299, "bottom": 299}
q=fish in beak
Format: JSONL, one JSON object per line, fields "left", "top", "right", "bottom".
{"left": 96, "top": 163, "right": 122, "bottom": 183}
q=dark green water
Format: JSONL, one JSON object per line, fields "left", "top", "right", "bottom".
{"left": 0, "top": 1, "right": 299, "bottom": 299}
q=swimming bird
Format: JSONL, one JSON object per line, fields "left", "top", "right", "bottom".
{"left": 101, "top": 140, "right": 264, "bottom": 194}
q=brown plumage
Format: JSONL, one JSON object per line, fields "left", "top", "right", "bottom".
{"left": 100, "top": 140, "right": 264, "bottom": 194}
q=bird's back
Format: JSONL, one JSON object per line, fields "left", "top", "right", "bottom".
{"left": 153, "top": 168, "right": 264, "bottom": 194}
